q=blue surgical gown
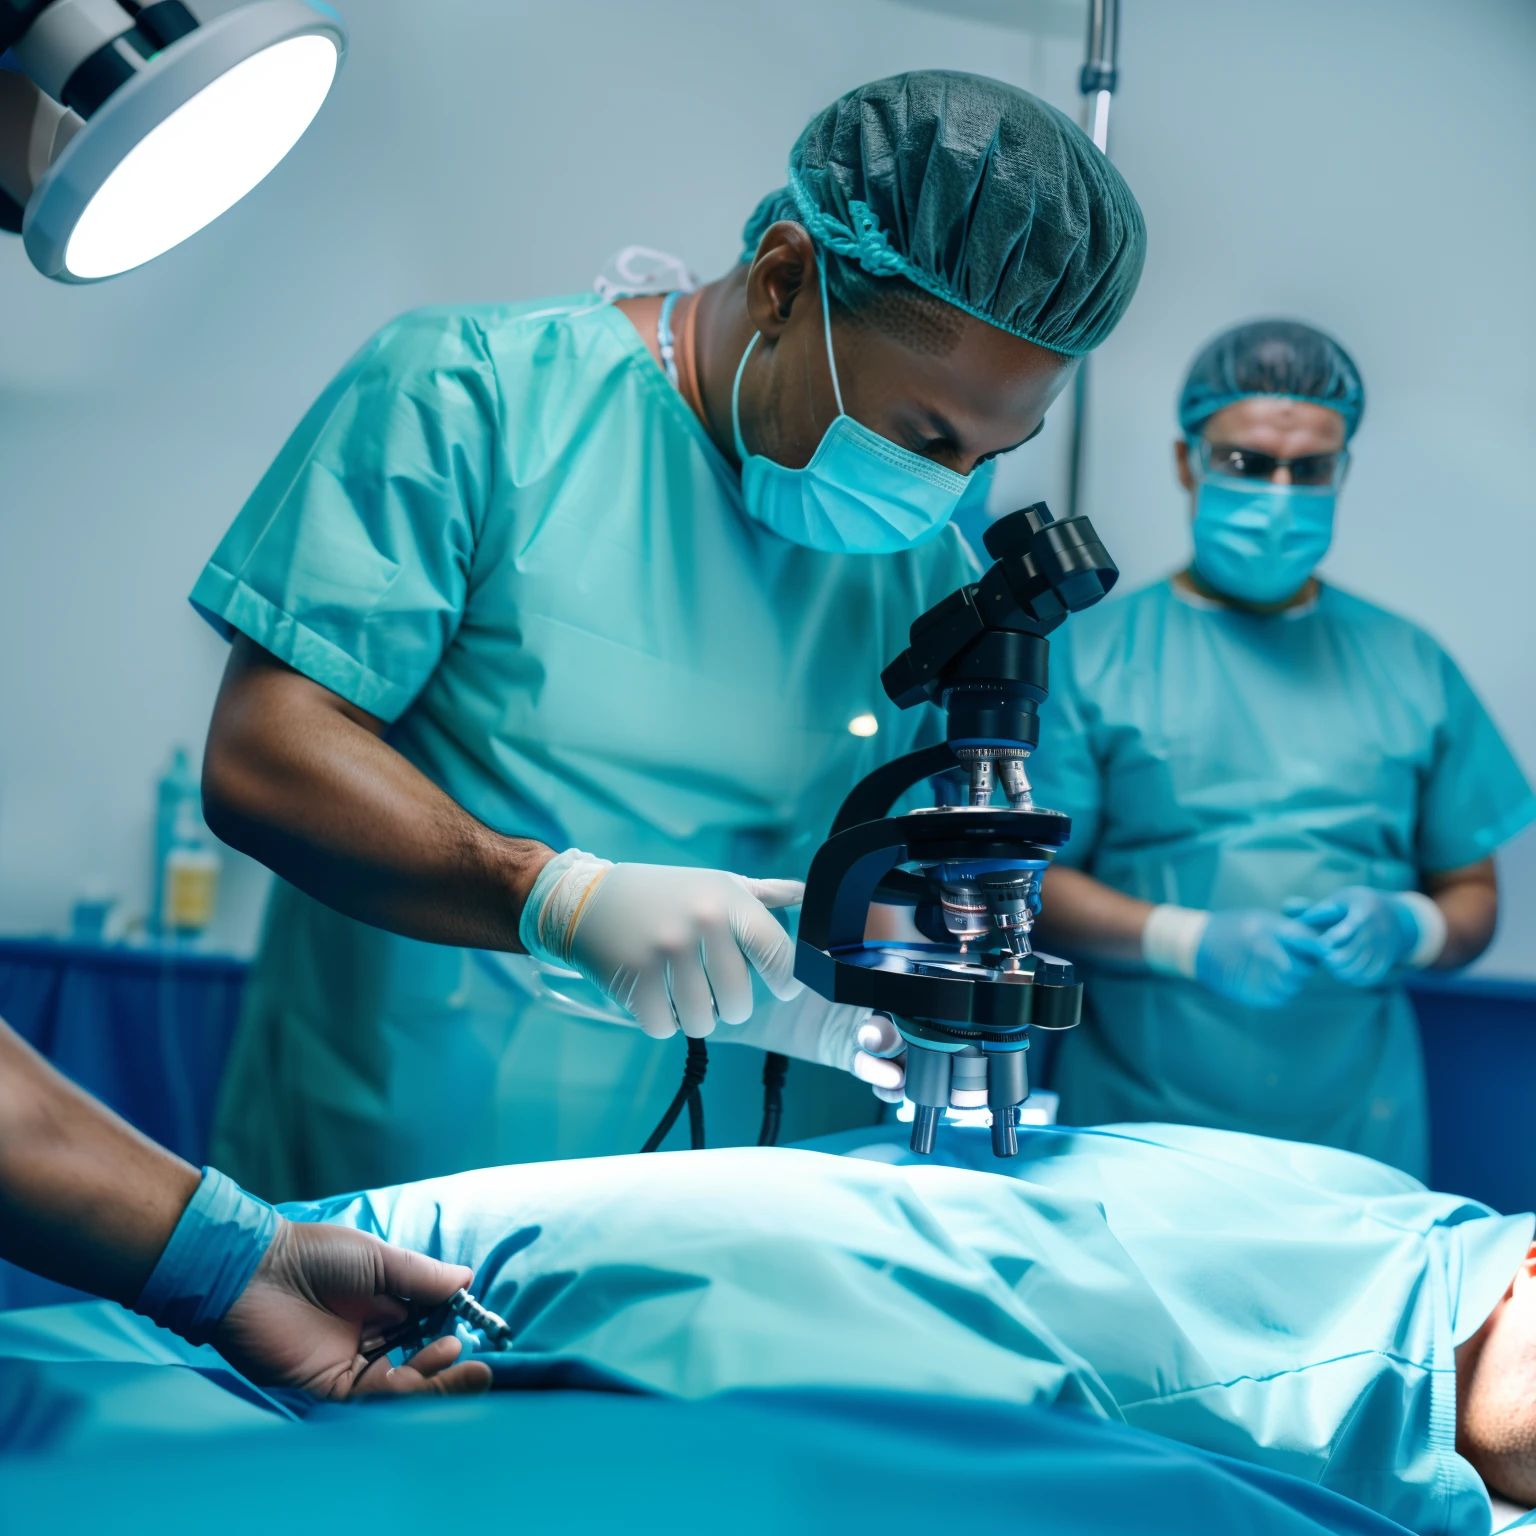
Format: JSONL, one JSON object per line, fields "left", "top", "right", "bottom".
{"left": 282, "top": 1123, "right": 1533, "bottom": 1536}
{"left": 190, "top": 298, "right": 980, "bottom": 1201}
{"left": 1028, "top": 578, "right": 1535, "bottom": 1175}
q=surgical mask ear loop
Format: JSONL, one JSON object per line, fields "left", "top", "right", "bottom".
{"left": 815, "top": 251, "right": 846, "bottom": 417}
{"left": 731, "top": 331, "right": 761, "bottom": 463}
{"left": 731, "top": 247, "right": 845, "bottom": 467}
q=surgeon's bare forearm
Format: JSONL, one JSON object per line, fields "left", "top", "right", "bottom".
{"left": 203, "top": 636, "right": 554, "bottom": 950}
{"left": 0, "top": 1018, "right": 198, "bottom": 1303}
{"left": 1424, "top": 857, "right": 1498, "bottom": 971}
{"left": 1034, "top": 866, "right": 1155, "bottom": 964}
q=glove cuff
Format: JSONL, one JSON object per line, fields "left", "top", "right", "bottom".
{"left": 1142, "top": 904, "right": 1211, "bottom": 979}
{"left": 519, "top": 848, "right": 614, "bottom": 965}
{"left": 1396, "top": 891, "right": 1448, "bottom": 969}
{"left": 133, "top": 1167, "right": 278, "bottom": 1346}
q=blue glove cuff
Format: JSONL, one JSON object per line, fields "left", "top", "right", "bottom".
{"left": 133, "top": 1167, "right": 279, "bottom": 1346}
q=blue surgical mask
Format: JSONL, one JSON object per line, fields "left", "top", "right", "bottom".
{"left": 1191, "top": 476, "right": 1336, "bottom": 605}
{"left": 731, "top": 259, "right": 972, "bottom": 555}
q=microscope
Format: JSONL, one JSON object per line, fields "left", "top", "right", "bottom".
{"left": 795, "top": 503, "right": 1117, "bottom": 1157}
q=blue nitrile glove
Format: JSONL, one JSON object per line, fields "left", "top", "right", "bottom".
{"left": 1143, "top": 905, "right": 1325, "bottom": 1008}
{"left": 1286, "top": 886, "right": 1446, "bottom": 986}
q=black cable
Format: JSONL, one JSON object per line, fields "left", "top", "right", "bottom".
{"left": 641, "top": 1036, "right": 709, "bottom": 1153}
{"left": 758, "top": 1052, "right": 790, "bottom": 1147}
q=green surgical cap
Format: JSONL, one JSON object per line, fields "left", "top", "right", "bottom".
{"left": 1178, "top": 319, "right": 1366, "bottom": 440}
{"left": 742, "top": 70, "right": 1146, "bottom": 358}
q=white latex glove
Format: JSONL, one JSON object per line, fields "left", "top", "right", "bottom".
{"left": 855, "top": 1014, "right": 907, "bottom": 1104}
{"left": 719, "top": 988, "right": 908, "bottom": 1104}
{"left": 519, "top": 850, "right": 804, "bottom": 1039}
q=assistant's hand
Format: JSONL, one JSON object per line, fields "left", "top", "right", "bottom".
{"left": 1194, "top": 909, "right": 1325, "bottom": 1007}
{"left": 521, "top": 850, "right": 804, "bottom": 1039}
{"left": 1287, "top": 886, "right": 1435, "bottom": 986}
{"left": 209, "top": 1221, "right": 493, "bottom": 1400}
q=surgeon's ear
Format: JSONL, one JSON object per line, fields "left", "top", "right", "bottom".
{"left": 744, "top": 221, "right": 817, "bottom": 339}
{"left": 1174, "top": 438, "right": 1195, "bottom": 494}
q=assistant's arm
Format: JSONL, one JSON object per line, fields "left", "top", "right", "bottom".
{"left": 1423, "top": 856, "right": 1498, "bottom": 970}
{"left": 0, "top": 1016, "right": 198, "bottom": 1301}
{"left": 203, "top": 634, "right": 554, "bottom": 951}
{"left": 0, "top": 1017, "right": 489, "bottom": 1395}
{"left": 1033, "top": 865, "right": 1153, "bottom": 965}
{"left": 1040, "top": 855, "right": 1498, "bottom": 976}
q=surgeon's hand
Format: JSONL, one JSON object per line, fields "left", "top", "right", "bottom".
{"left": 521, "top": 850, "right": 804, "bottom": 1038}
{"left": 715, "top": 987, "right": 907, "bottom": 1103}
{"left": 854, "top": 1014, "right": 907, "bottom": 1104}
{"left": 209, "top": 1220, "right": 493, "bottom": 1400}
{"left": 1192, "top": 908, "right": 1325, "bottom": 1008}
{"left": 1286, "top": 886, "right": 1436, "bottom": 987}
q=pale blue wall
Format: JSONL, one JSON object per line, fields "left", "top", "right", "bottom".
{"left": 1, "top": 0, "right": 1532, "bottom": 971}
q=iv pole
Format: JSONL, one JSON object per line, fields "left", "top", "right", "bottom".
{"left": 1065, "top": 0, "right": 1120, "bottom": 521}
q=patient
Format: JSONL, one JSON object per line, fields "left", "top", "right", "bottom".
{"left": 285, "top": 1123, "right": 1530, "bottom": 1536}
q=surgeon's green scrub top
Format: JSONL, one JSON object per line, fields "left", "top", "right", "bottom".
{"left": 1029, "top": 578, "right": 1536, "bottom": 1176}
{"left": 192, "top": 298, "right": 980, "bottom": 1202}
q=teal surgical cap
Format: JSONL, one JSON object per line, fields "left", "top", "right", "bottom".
{"left": 1179, "top": 319, "right": 1366, "bottom": 441}
{"left": 742, "top": 70, "right": 1146, "bottom": 358}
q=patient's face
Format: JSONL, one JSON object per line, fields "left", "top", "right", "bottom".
{"left": 1458, "top": 1243, "right": 1536, "bottom": 1502}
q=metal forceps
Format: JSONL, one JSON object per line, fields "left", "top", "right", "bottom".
{"left": 360, "top": 1287, "right": 514, "bottom": 1366}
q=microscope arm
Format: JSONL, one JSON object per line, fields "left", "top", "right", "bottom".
{"left": 830, "top": 743, "right": 959, "bottom": 836}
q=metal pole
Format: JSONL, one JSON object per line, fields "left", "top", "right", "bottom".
{"left": 1080, "top": 0, "right": 1120, "bottom": 153}
{"left": 1065, "top": 0, "right": 1121, "bottom": 522}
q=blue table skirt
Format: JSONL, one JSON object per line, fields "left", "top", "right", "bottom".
{"left": 1409, "top": 972, "right": 1536, "bottom": 1219}
{"left": 1, "top": 934, "right": 1533, "bottom": 1306}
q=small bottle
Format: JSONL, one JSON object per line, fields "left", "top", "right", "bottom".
{"left": 151, "top": 747, "right": 198, "bottom": 938}
{"left": 161, "top": 799, "right": 221, "bottom": 943}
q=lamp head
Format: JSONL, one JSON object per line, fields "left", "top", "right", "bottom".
{"left": 0, "top": 0, "right": 345, "bottom": 282}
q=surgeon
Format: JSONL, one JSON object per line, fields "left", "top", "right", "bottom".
{"left": 190, "top": 71, "right": 1146, "bottom": 1201}
{"left": 1029, "top": 320, "right": 1535, "bottom": 1176}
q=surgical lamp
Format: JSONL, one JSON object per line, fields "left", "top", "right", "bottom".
{"left": 0, "top": 0, "right": 345, "bottom": 282}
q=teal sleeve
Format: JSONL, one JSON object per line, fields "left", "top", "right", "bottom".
{"left": 1028, "top": 641, "right": 1103, "bottom": 870}
{"left": 1418, "top": 651, "right": 1536, "bottom": 873}
{"left": 189, "top": 311, "right": 501, "bottom": 722}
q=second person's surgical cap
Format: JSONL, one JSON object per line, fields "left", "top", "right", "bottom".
{"left": 741, "top": 70, "right": 1146, "bottom": 358}
{"left": 1179, "top": 320, "right": 1366, "bottom": 440}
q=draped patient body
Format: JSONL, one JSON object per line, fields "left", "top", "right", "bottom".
{"left": 284, "top": 1123, "right": 1535, "bottom": 1536}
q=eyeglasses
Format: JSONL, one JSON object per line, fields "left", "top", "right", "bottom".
{"left": 1195, "top": 439, "right": 1349, "bottom": 489}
